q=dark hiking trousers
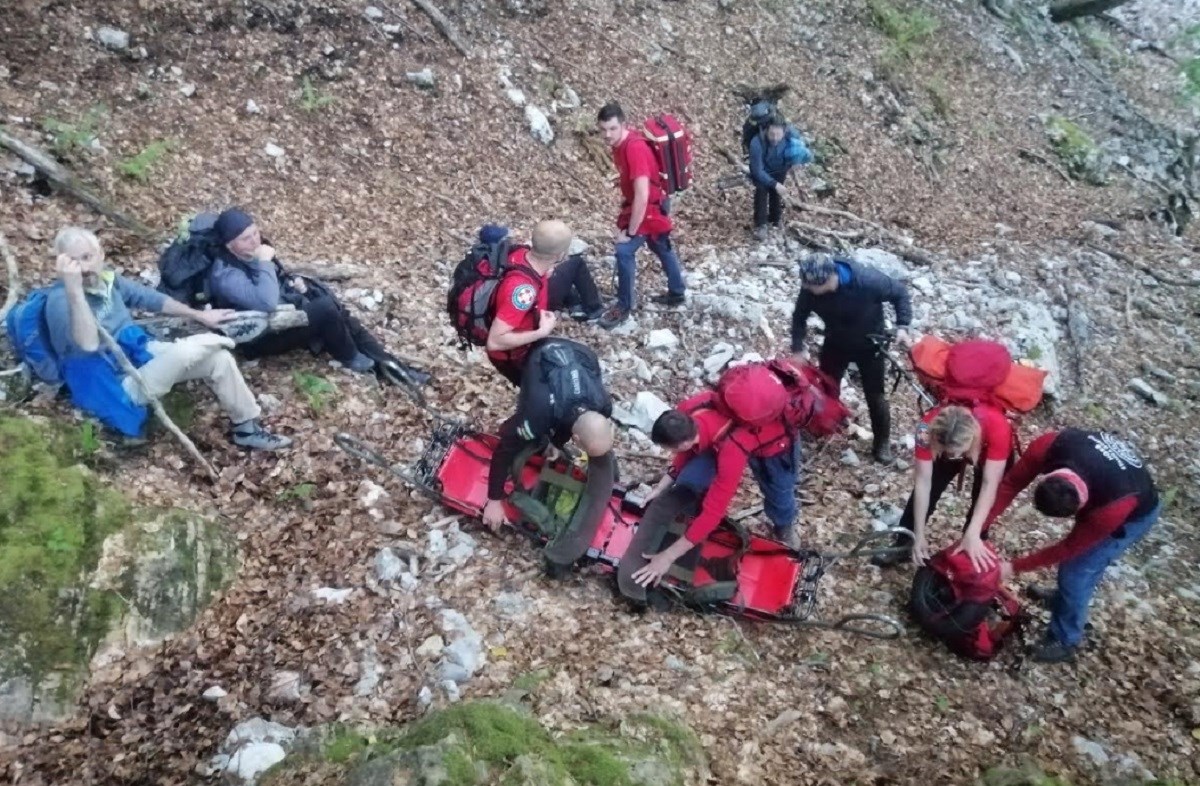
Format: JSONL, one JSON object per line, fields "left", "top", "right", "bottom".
{"left": 753, "top": 184, "right": 784, "bottom": 228}
{"left": 819, "top": 344, "right": 890, "bottom": 453}
{"left": 547, "top": 254, "right": 602, "bottom": 313}
{"left": 241, "top": 294, "right": 360, "bottom": 363}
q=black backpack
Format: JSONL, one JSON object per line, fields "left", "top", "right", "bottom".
{"left": 741, "top": 98, "right": 777, "bottom": 156}
{"left": 533, "top": 339, "right": 612, "bottom": 424}
{"left": 157, "top": 213, "right": 221, "bottom": 307}
{"left": 446, "top": 237, "right": 537, "bottom": 349}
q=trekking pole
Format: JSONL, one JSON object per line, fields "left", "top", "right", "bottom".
{"left": 96, "top": 325, "right": 218, "bottom": 481}
{"left": 867, "top": 333, "right": 937, "bottom": 410}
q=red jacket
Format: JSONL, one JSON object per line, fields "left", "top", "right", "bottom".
{"left": 674, "top": 393, "right": 790, "bottom": 544}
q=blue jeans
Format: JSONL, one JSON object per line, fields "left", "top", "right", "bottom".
{"left": 673, "top": 441, "right": 800, "bottom": 534}
{"left": 614, "top": 233, "right": 686, "bottom": 311}
{"left": 1048, "top": 502, "right": 1160, "bottom": 647}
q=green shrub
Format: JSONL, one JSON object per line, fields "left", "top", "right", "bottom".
{"left": 117, "top": 139, "right": 174, "bottom": 182}
{"left": 41, "top": 104, "right": 108, "bottom": 157}
{"left": 293, "top": 371, "right": 338, "bottom": 413}
{"left": 867, "top": 0, "right": 939, "bottom": 61}
{"left": 298, "top": 76, "right": 335, "bottom": 112}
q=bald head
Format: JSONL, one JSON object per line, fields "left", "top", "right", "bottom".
{"left": 530, "top": 220, "right": 573, "bottom": 262}
{"left": 571, "top": 411, "right": 614, "bottom": 457}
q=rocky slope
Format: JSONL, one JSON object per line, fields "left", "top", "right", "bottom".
{"left": 1, "top": 0, "right": 1198, "bottom": 784}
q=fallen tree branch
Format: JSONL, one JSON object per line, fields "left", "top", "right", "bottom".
{"left": 1087, "top": 243, "right": 1200, "bottom": 287}
{"left": 1018, "top": 147, "right": 1074, "bottom": 184}
{"left": 0, "top": 128, "right": 156, "bottom": 238}
{"left": 288, "top": 263, "right": 363, "bottom": 282}
{"left": 0, "top": 233, "right": 19, "bottom": 324}
{"left": 96, "top": 325, "right": 218, "bottom": 480}
{"left": 410, "top": 0, "right": 470, "bottom": 57}
{"left": 136, "top": 308, "right": 309, "bottom": 337}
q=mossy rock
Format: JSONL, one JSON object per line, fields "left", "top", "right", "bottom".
{"left": 264, "top": 701, "right": 708, "bottom": 786}
{"left": 0, "top": 414, "right": 236, "bottom": 728}
{"left": 1044, "top": 116, "right": 1109, "bottom": 186}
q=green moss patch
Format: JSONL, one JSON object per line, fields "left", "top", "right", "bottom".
{"left": 0, "top": 415, "right": 130, "bottom": 685}
{"left": 271, "top": 702, "right": 705, "bottom": 786}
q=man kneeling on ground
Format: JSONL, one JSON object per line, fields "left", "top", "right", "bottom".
{"left": 482, "top": 338, "right": 616, "bottom": 550}
{"left": 619, "top": 395, "right": 801, "bottom": 599}
{"left": 46, "top": 227, "right": 290, "bottom": 450}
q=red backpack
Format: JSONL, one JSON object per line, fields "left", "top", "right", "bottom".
{"left": 910, "top": 545, "right": 1025, "bottom": 661}
{"left": 643, "top": 115, "right": 694, "bottom": 195}
{"left": 445, "top": 239, "right": 537, "bottom": 348}
{"left": 911, "top": 336, "right": 1047, "bottom": 414}
{"left": 685, "top": 359, "right": 849, "bottom": 455}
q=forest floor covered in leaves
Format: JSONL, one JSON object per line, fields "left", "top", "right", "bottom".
{"left": 1, "top": 0, "right": 1199, "bottom": 783}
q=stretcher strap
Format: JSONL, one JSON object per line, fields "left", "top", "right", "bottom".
{"left": 539, "top": 465, "right": 585, "bottom": 495}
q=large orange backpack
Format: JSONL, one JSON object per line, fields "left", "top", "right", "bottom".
{"left": 910, "top": 336, "right": 1047, "bottom": 414}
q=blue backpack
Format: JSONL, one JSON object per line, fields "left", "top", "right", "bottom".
{"left": 4, "top": 285, "right": 63, "bottom": 385}
{"left": 782, "top": 131, "right": 812, "bottom": 168}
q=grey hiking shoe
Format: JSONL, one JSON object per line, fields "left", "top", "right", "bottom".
{"left": 774, "top": 526, "right": 803, "bottom": 551}
{"left": 753, "top": 225, "right": 769, "bottom": 242}
{"left": 231, "top": 419, "right": 293, "bottom": 451}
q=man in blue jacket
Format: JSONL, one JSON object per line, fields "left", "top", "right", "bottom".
{"left": 45, "top": 226, "right": 290, "bottom": 449}
{"left": 791, "top": 254, "right": 913, "bottom": 464}
{"left": 748, "top": 115, "right": 811, "bottom": 241}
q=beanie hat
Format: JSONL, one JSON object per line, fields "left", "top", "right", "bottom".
{"left": 214, "top": 208, "right": 255, "bottom": 245}
{"left": 798, "top": 253, "right": 838, "bottom": 286}
{"left": 479, "top": 224, "right": 510, "bottom": 245}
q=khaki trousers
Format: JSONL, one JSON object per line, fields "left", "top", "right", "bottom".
{"left": 121, "top": 334, "right": 261, "bottom": 424}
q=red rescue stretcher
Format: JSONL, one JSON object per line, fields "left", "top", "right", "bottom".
{"left": 336, "top": 421, "right": 909, "bottom": 639}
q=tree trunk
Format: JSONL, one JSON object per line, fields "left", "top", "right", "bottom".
{"left": 1049, "top": 0, "right": 1132, "bottom": 23}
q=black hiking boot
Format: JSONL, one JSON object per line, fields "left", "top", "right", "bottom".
{"left": 872, "top": 443, "right": 895, "bottom": 465}
{"left": 599, "top": 304, "right": 631, "bottom": 330}
{"left": 1030, "top": 637, "right": 1076, "bottom": 664}
{"left": 569, "top": 304, "right": 605, "bottom": 323}
{"left": 650, "top": 292, "right": 686, "bottom": 307}
{"left": 1024, "top": 584, "right": 1058, "bottom": 608}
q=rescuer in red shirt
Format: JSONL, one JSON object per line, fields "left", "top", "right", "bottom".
{"left": 594, "top": 102, "right": 687, "bottom": 330}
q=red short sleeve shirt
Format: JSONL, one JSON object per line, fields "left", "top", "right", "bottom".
{"left": 486, "top": 248, "right": 547, "bottom": 365}
{"left": 914, "top": 404, "right": 1012, "bottom": 463}
{"left": 613, "top": 134, "right": 671, "bottom": 236}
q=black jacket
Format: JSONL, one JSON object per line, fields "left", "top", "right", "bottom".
{"left": 488, "top": 339, "right": 612, "bottom": 499}
{"left": 791, "top": 260, "right": 912, "bottom": 355}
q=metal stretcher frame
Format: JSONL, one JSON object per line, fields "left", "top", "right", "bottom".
{"left": 336, "top": 424, "right": 911, "bottom": 639}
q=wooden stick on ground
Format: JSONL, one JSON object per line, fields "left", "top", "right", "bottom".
{"left": 1087, "top": 243, "right": 1200, "bottom": 287}
{"left": 0, "top": 233, "right": 19, "bottom": 323}
{"left": 95, "top": 325, "right": 218, "bottom": 480}
{"left": 136, "top": 308, "right": 310, "bottom": 337}
{"left": 410, "top": 0, "right": 471, "bottom": 57}
{"left": 0, "top": 129, "right": 156, "bottom": 238}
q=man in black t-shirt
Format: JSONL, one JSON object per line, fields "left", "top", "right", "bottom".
{"left": 483, "top": 339, "right": 615, "bottom": 532}
{"left": 978, "top": 428, "right": 1160, "bottom": 662}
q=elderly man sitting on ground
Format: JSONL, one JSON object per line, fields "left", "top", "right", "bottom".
{"left": 45, "top": 226, "right": 290, "bottom": 450}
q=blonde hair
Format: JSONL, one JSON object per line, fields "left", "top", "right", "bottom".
{"left": 928, "top": 406, "right": 980, "bottom": 455}
{"left": 53, "top": 226, "right": 101, "bottom": 256}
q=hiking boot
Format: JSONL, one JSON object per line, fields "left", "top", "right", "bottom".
{"left": 231, "top": 419, "right": 293, "bottom": 451}
{"left": 774, "top": 526, "right": 803, "bottom": 551}
{"left": 346, "top": 353, "right": 376, "bottom": 374}
{"left": 598, "top": 304, "right": 631, "bottom": 330}
{"left": 872, "top": 443, "right": 895, "bottom": 465}
{"left": 569, "top": 304, "right": 606, "bottom": 323}
{"left": 753, "top": 225, "right": 769, "bottom": 242}
{"left": 1030, "top": 637, "right": 1076, "bottom": 664}
{"left": 378, "top": 358, "right": 432, "bottom": 389}
{"left": 870, "top": 540, "right": 912, "bottom": 568}
{"left": 1024, "top": 584, "right": 1058, "bottom": 608}
{"left": 650, "top": 292, "right": 686, "bottom": 307}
